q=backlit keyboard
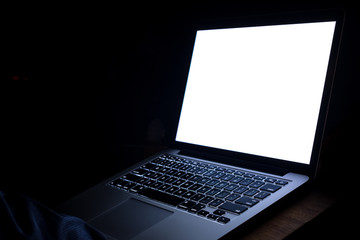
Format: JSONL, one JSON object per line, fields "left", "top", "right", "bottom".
{"left": 109, "top": 154, "right": 289, "bottom": 224}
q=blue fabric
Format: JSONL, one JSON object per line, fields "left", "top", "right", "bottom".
{"left": 0, "top": 191, "right": 107, "bottom": 240}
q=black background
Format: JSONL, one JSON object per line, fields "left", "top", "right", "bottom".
{"left": 2, "top": 0, "right": 359, "bottom": 221}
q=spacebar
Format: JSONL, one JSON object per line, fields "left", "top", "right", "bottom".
{"left": 140, "top": 188, "right": 184, "bottom": 206}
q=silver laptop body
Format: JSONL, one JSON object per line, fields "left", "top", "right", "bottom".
{"left": 57, "top": 9, "right": 344, "bottom": 240}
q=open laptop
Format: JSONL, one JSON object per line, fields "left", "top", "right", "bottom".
{"left": 57, "top": 9, "right": 344, "bottom": 240}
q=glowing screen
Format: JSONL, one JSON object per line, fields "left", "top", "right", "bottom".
{"left": 176, "top": 21, "right": 336, "bottom": 164}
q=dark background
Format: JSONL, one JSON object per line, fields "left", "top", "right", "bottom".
{"left": 2, "top": 0, "right": 359, "bottom": 218}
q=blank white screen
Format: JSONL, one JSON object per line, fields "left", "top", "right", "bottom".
{"left": 175, "top": 22, "right": 336, "bottom": 164}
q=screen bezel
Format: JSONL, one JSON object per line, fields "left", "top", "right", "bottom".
{"left": 170, "top": 9, "right": 345, "bottom": 177}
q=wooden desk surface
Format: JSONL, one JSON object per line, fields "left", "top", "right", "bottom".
{"left": 235, "top": 188, "right": 337, "bottom": 240}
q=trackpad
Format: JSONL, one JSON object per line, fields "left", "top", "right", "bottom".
{"left": 89, "top": 198, "right": 173, "bottom": 239}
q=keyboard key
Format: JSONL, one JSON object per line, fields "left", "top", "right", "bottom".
{"left": 234, "top": 171, "right": 245, "bottom": 176}
{"left": 225, "top": 193, "right": 241, "bottom": 201}
{"left": 174, "top": 171, "right": 186, "bottom": 178}
{"left": 172, "top": 179, "right": 186, "bottom": 186}
{"left": 158, "top": 175, "right": 169, "bottom": 182}
{"left": 172, "top": 163, "right": 185, "bottom": 169}
{"left": 216, "top": 167, "right": 226, "bottom": 172}
{"left": 122, "top": 173, "right": 142, "bottom": 183}
{"left": 203, "top": 170, "right": 216, "bottom": 177}
{"left": 178, "top": 200, "right": 196, "bottom": 210}
{"left": 181, "top": 181, "right": 194, "bottom": 189}
{"left": 207, "top": 214, "right": 218, "bottom": 221}
{"left": 164, "top": 161, "right": 177, "bottom": 167}
{"left": 198, "top": 210, "right": 209, "bottom": 217}
{"left": 206, "top": 164, "right": 216, "bottom": 170}
{"left": 132, "top": 168, "right": 148, "bottom": 176}
{"left": 209, "top": 199, "right": 224, "bottom": 207}
{"left": 143, "top": 179, "right": 156, "bottom": 187}
{"left": 265, "top": 178, "right": 277, "bottom": 183}
{"left": 219, "top": 202, "right": 247, "bottom": 214}
{"left": 144, "top": 171, "right": 155, "bottom": 178}
{"left": 254, "top": 191, "right": 271, "bottom": 200}
{"left": 198, "top": 177, "right": 211, "bottom": 184}
{"left": 173, "top": 188, "right": 187, "bottom": 196}
{"left": 111, "top": 178, "right": 126, "bottom": 188}
{"left": 151, "top": 182, "right": 163, "bottom": 189}
{"left": 143, "top": 163, "right": 156, "bottom": 170}
{"left": 152, "top": 165, "right": 163, "bottom": 172}
{"left": 225, "top": 169, "right": 235, "bottom": 174}
{"left": 179, "top": 165, "right": 191, "bottom": 171}
{"left": 137, "top": 178, "right": 148, "bottom": 185}
{"left": 187, "top": 166, "right": 199, "bottom": 173}
{"left": 234, "top": 186, "right": 248, "bottom": 194}
{"left": 165, "top": 177, "right": 177, "bottom": 184}
{"left": 235, "top": 196, "right": 259, "bottom": 207}
{"left": 244, "top": 189, "right": 259, "bottom": 196}
{"left": 220, "top": 174, "right": 234, "bottom": 181}
{"left": 276, "top": 180, "right": 289, "bottom": 185}
{"left": 194, "top": 168, "right": 207, "bottom": 175}
{"left": 260, "top": 183, "right": 281, "bottom": 193}
{"left": 140, "top": 188, "right": 184, "bottom": 207}
{"left": 213, "top": 209, "right": 226, "bottom": 216}
{"left": 183, "top": 191, "right": 196, "bottom": 199}
{"left": 159, "top": 167, "right": 171, "bottom": 173}
{"left": 224, "top": 184, "right": 238, "bottom": 191}
{"left": 229, "top": 176, "right": 244, "bottom": 183}
{"left": 151, "top": 173, "right": 163, "bottom": 179}
{"left": 165, "top": 186, "right": 179, "bottom": 194}
{"left": 217, "top": 216, "right": 231, "bottom": 224}
{"left": 129, "top": 185, "right": 146, "bottom": 193}
{"left": 253, "top": 175, "right": 266, "bottom": 181}
{"left": 243, "top": 173, "right": 255, "bottom": 178}
{"left": 239, "top": 179, "right": 254, "bottom": 186}
{"left": 199, "top": 196, "right": 215, "bottom": 204}
{"left": 189, "top": 203, "right": 206, "bottom": 213}
{"left": 188, "top": 183, "right": 202, "bottom": 191}
{"left": 166, "top": 169, "right": 178, "bottom": 176}
{"left": 249, "top": 181, "right": 265, "bottom": 188}
{"left": 189, "top": 175, "right": 203, "bottom": 182}
{"left": 123, "top": 182, "right": 137, "bottom": 190}
{"left": 181, "top": 173, "right": 194, "bottom": 180}
{"left": 206, "top": 179, "right": 220, "bottom": 186}
{"left": 198, "top": 163, "right": 209, "bottom": 168}
{"left": 206, "top": 188, "right": 221, "bottom": 196}
{"left": 214, "top": 181, "right": 229, "bottom": 189}
{"left": 198, "top": 186, "right": 212, "bottom": 193}
{"left": 215, "top": 191, "right": 230, "bottom": 199}
{"left": 212, "top": 172, "right": 225, "bottom": 179}
{"left": 190, "top": 193, "right": 205, "bottom": 201}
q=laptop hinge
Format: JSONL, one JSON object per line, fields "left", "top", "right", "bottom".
{"left": 178, "top": 149, "right": 289, "bottom": 176}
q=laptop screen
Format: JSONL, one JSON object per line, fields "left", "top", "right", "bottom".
{"left": 175, "top": 21, "right": 336, "bottom": 165}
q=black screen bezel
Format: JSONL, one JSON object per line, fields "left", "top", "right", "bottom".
{"left": 169, "top": 9, "right": 345, "bottom": 178}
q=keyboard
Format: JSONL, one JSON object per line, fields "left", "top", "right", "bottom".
{"left": 109, "top": 154, "right": 289, "bottom": 224}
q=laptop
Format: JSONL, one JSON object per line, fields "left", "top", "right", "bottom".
{"left": 57, "top": 9, "right": 344, "bottom": 240}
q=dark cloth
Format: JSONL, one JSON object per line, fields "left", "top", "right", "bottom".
{"left": 0, "top": 191, "right": 107, "bottom": 240}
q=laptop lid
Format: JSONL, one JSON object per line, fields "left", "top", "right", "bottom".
{"left": 173, "top": 9, "right": 344, "bottom": 178}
